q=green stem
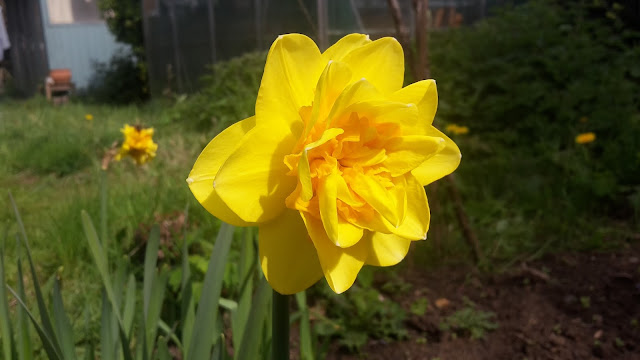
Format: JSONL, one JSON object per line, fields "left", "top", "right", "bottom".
{"left": 272, "top": 290, "right": 290, "bottom": 360}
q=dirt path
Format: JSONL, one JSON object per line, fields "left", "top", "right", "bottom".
{"left": 329, "top": 243, "right": 640, "bottom": 360}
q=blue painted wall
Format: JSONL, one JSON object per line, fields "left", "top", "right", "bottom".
{"left": 39, "top": 0, "right": 124, "bottom": 89}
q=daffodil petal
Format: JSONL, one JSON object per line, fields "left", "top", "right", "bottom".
{"left": 321, "top": 33, "right": 371, "bottom": 62}
{"left": 306, "top": 61, "right": 353, "bottom": 135}
{"left": 187, "top": 117, "right": 256, "bottom": 226}
{"left": 319, "top": 173, "right": 364, "bottom": 247}
{"left": 350, "top": 172, "right": 400, "bottom": 227}
{"left": 302, "top": 213, "right": 368, "bottom": 294}
{"left": 392, "top": 175, "right": 430, "bottom": 240}
{"left": 214, "top": 124, "right": 297, "bottom": 223}
{"left": 389, "top": 79, "right": 438, "bottom": 126}
{"left": 256, "top": 33, "right": 323, "bottom": 130}
{"left": 259, "top": 210, "right": 323, "bottom": 295}
{"left": 411, "top": 126, "right": 462, "bottom": 186}
{"left": 384, "top": 135, "right": 446, "bottom": 176}
{"left": 364, "top": 232, "right": 412, "bottom": 266}
{"left": 341, "top": 37, "right": 404, "bottom": 94}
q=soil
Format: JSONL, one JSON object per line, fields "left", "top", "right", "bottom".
{"left": 325, "top": 243, "right": 640, "bottom": 360}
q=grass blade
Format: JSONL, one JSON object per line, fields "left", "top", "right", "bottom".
{"left": 83, "top": 308, "right": 94, "bottom": 360}
{"left": 81, "top": 211, "right": 133, "bottom": 360}
{"left": 7, "top": 286, "right": 61, "bottom": 360}
{"left": 10, "top": 193, "right": 63, "bottom": 357}
{"left": 52, "top": 278, "right": 77, "bottom": 360}
{"left": 16, "top": 257, "right": 32, "bottom": 360}
{"left": 145, "top": 272, "right": 167, "bottom": 356}
{"left": 235, "top": 278, "right": 271, "bottom": 360}
{"left": 0, "top": 241, "right": 17, "bottom": 360}
{"left": 156, "top": 337, "right": 172, "bottom": 360}
{"left": 186, "top": 222, "right": 235, "bottom": 360}
{"left": 180, "top": 220, "right": 195, "bottom": 353}
{"left": 295, "top": 291, "right": 314, "bottom": 360}
{"left": 100, "top": 290, "right": 115, "bottom": 360}
{"left": 231, "top": 227, "right": 255, "bottom": 351}
{"left": 122, "top": 275, "right": 137, "bottom": 337}
{"left": 143, "top": 224, "right": 160, "bottom": 318}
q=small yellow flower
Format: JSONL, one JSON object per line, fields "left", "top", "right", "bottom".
{"left": 445, "top": 124, "right": 469, "bottom": 135}
{"left": 115, "top": 124, "right": 158, "bottom": 165}
{"left": 579, "top": 116, "right": 588, "bottom": 123}
{"left": 187, "top": 34, "right": 461, "bottom": 295}
{"left": 575, "top": 132, "right": 596, "bottom": 144}
{"left": 85, "top": 114, "right": 94, "bottom": 121}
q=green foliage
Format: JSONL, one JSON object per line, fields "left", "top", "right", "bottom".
{"left": 410, "top": 298, "right": 429, "bottom": 316}
{"left": 170, "top": 52, "right": 267, "bottom": 131}
{"left": 314, "top": 272, "right": 408, "bottom": 353}
{"left": 1, "top": 194, "right": 276, "bottom": 359}
{"left": 439, "top": 299, "right": 498, "bottom": 340}
{"left": 431, "top": 0, "right": 640, "bottom": 205}
{"left": 97, "top": 0, "right": 144, "bottom": 56}
{"left": 86, "top": 50, "right": 149, "bottom": 105}
{"left": 419, "top": 0, "right": 640, "bottom": 265}
{"left": 96, "top": 0, "right": 148, "bottom": 102}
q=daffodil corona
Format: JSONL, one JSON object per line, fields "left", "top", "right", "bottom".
{"left": 116, "top": 124, "right": 158, "bottom": 165}
{"left": 187, "top": 34, "right": 461, "bottom": 294}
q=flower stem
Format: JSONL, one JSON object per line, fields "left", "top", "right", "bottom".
{"left": 272, "top": 290, "right": 290, "bottom": 360}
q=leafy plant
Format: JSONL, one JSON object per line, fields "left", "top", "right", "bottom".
{"left": 439, "top": 298, "right": 498, "bottom": 340}
{"left": 170, "top": 52, "right": 266, "bottom": 131}
{"left": 314, "top": 277, "right": 408, "bottom": 353}
{"left": 0, "top": 193, "right": 277, "bottom": 359}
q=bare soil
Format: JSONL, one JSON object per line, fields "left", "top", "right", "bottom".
{"left": 327, "top": 243, "right": 640, "bottom": 360}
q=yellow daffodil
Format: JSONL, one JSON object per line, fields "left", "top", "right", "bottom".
{"left": 187, "top": 34, "right": 461, "bottom": 294}
{"left": 85, "top": 114, "right": 94, "bottom": 121}
{"left": 115, "top": 124, "right": 158, "bottom": 165}
{"left": 445, "top": 124, "right": 469, "bottom": 135}
{"left": 575, "top": 132, "right": 595, "bottom": 144}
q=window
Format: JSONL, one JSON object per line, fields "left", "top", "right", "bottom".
{"left": 47, "top": 0, "right": 102, "bottom": 24}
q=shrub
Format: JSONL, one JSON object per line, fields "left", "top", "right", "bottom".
{"left": 431, "top": 0, "right": 640, "bottom": 213}
{"left": 170, "top": 52, "right": 266, "bottom": 131}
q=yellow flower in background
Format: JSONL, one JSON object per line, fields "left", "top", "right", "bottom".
{"left": 115, "top": 124, "right": 158, "bottom": 165}
{"left": 85, "top": 114, "right": 94, "bottom": 121}
{"left": 445, "top": 124, "right": 469, "bottom": 135}
{"left": 579, "top": 116, "right": 588, "bottom": 123}
{"left": 575, "top": 132, "right": 596, "bottom": 144}
{"left": 187, "top": 34, "right": 461, "bottom": 294}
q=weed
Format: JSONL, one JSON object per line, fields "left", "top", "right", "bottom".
{"left": 439, "top": 298, "right": 498, "bottom": 340}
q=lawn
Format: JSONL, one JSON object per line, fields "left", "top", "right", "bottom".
{"left": 1, "top": 1, "right": 640, "bottom": 359}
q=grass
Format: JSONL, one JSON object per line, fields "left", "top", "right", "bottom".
{"left": 0, "top": 97, "right": 226, "bottom": 353}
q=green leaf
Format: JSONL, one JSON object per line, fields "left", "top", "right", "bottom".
{"left": 100, "top": 291, "right": 115, "bottom": 360}
{"left": 295, "top": 291, "right": 314, "bottom": 360}
{"left": 0, "top": 240, "right": 17, "bottom": 360}
{"left": 186, "top": 223, "right": 235, "bottom": 360}
{"left": 180, "top": 223, "right": 195, "bottom": 353}
{"left": 10, "top": 193, "right": 63, "bottom": 358}
{"left": 81, "top": 211, "right": 133, "bottom": 360}
{"left": 122, "top": 275, "right": 137, "bottom": 337}
{"left": 52, "top": 278, "right": 77, "bottom": 360}
{"left": 6, "top": 286, "right": 62, "bottom": 360}
{"left": 83, "top": 308, "right": 94, "bottom": 360}
{"left": 16, "top": 257, "right": 32, "bottom": 360}
{"left": 235, "top": 278, "right": 271, "bottom": 360}
{"left": 143, "top": 224, "right": 161, "bottom": 318}
{"left": 155, "top": 337, "right": 172, "bottom": 360}
{"left": 231, "top": 227, "right": 255, "bottom": 351}
{"left": 146, "top": 272, "right": 167, "bottom": 356}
